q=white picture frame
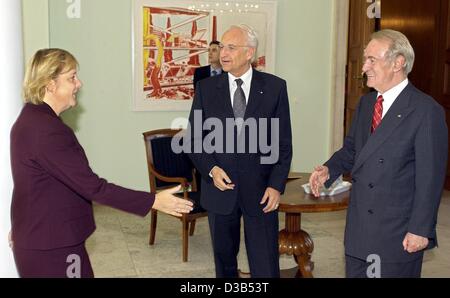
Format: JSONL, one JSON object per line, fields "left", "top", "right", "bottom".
{"left": 132, "top": 0, "right": 278, "bottom": 111}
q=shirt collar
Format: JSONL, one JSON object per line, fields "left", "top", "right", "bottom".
{"left": 228, "top": 66, "right": 253, "bottom": 87}
{"left": 377, "top": 78, "right": 409, "bottom": 103}
{"left": 210, "top": 65, "right": 222, "bottom": 74}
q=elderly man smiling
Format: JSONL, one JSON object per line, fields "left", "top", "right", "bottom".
{"left": 310, "top": 29, "right": 448, "bottom": 278}
{"left": 187, "top": 24, "right": 292, "bottom": 278}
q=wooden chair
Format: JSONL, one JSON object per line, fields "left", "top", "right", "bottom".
{"left": 142, "top": 128, "right": 207, "bottom": 262}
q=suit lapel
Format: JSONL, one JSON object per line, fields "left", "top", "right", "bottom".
{"left": 363, "top": 94, "right": 377, "bottom": 139}
{"left": 216, "top": 73, "right": 234, "bottom": 118}
{"left": 244, "top": 70, "right": 265, "bottom": 119}
{"left": 352, "top": 83, "right": 416, "bottom": 173}
{"left": 203, "top": 66, "right": 210, "bottom": 78}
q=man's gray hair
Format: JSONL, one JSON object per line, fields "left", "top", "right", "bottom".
{"left": 371, "top": 29, "right": 415, "bottom": 75}
{"left": 230, "top": 24, "right": 258, "bottom": 62}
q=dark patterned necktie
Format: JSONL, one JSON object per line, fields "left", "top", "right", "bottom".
{"left": 233, "top": 78, "right": 246, "bottom": 119}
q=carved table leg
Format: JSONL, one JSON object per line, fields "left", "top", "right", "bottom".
{"left": 279, "top": 213, "right": 314, "bottom": 278}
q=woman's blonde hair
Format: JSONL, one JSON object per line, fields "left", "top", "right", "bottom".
{"left": 23, "top": 48, "right": 78, "bottom": 104}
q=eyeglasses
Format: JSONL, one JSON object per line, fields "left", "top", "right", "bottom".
{"left": 218, "top": 43, "right": 251, "bottom": 52}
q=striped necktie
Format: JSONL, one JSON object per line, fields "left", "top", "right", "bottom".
{"left": 371, "top": 95, "right": 384, "bottom": 133}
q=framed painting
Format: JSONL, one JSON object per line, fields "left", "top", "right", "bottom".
{"left": 132, "top": 0, "right": 277, "bottom": 111}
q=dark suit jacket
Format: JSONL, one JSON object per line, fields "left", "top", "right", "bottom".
{"left": 10, "top": 103, "right": 154, "bottom": 250}
{"left": 193, "top": 65, "right": 211, "bottom": 91}
{"left": 324, "top": 83, "right": 448, "bottom": 263}
{"left": 187, "top": 70, "right": 293, "bottom": 216}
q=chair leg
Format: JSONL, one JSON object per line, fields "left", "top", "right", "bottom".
{"left": 149, "top": 209, "right": 157, "bottom": 245}
{"left": 189, "top": 220, "right": 196, "bottom": 236}
{"left": 182, "top": 220, "right": 189, "bottom": 262}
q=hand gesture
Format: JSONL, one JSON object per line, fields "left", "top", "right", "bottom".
{"left": 403, "top": 232, "right": 429, "bottom": 253}
{"left": 211, "top": 166, "right": 235, "bottom": 191}
{"left": 152, "top": 185, "right": 194, "bottom": 217}
{"left": 260, "top": 187, "right": 281, "bottom": 213}
{"left": 309, "top": 166, "right": 330, "bottom": 197}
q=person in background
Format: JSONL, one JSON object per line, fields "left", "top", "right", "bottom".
{"left": 9, "top": 48, "right": 193, "bottom": 278}
{"left": 193, "top": 41, "right": 223, "bottom": 90}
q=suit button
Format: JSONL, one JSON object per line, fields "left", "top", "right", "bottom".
{"left": 379, "top": 158, "right": 384, "bottom": 163}
{"left": 368, "top": 183, "right": 374, "bottom": 188}
{"left": 368, "top": 209, "right": 374, "bottom": 214}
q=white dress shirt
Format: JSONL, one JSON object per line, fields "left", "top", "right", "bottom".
{"left": 209, "top": 67, "right": 253, "bottom": 178}
{"left": 378, "top": 78, "right": 409, "bottom": 118}
{"left": 210, "top": 65, "right": 222, "bottom": 76}
{"left": 228, "top": 67, "right": 253, "bottom": 107}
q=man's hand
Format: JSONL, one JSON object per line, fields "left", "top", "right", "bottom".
{"left": 309, "top": 166, "right": 330, "bottom": 197}
{"left": 152, "top": 185, "right": 194, "bottom": 217}
{"left": 211, "top": 166, "right": 235, "bottom": 191}
{"left": 402, "top": 232, "right": 429, "bottom": 253}
{"left": 260, "top": 187, "right": 281, "bottom": 213}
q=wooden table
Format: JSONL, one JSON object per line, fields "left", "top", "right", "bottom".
{"left": 278, "top": 173, "right": 349, "bottom": 278}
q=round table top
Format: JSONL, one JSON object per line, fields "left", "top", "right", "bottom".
{"left": 279, "top": 173, "right": 349, "bottom": 213}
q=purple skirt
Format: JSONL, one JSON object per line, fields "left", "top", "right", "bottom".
{"left": 13, "top": 242, "right": 94, "bottom": 278}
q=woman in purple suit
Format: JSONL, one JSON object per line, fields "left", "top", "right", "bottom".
{"left": 9, "top": 48, "right": 193, "bottom": 278}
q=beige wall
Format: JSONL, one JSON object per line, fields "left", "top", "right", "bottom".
{"left": 22, "top": 0, "right": 337, "bottom": 191}
{"left": 22, "top": 0, "right": 49, "bottom": 63}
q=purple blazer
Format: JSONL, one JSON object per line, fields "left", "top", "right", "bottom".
{"left": 10, "top": 103, "right": 154, "bottom": 250}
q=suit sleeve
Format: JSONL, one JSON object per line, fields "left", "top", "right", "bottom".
{"left": 267, "top": 80, "right": 293, "bottom": 193}
{"left": 323, "top": 97, "right": 362, "bottom": 187}
{"left": 37, "top": 126, "right": 154, "bottom": 216}
{"left": 186, "top": 82, "right": 218, "bottom": 180}
{"left": 408, "top": 103, "right": 448, "bottom": 238}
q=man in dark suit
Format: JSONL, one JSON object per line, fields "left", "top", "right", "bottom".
{"left": 309, "top": 29, "right": 448, "bottom": 278}
{"left": 193, "top": 41, "right": 223, "bottom": 90}
{"left": 187, "top": 25, "right": 292, "bottom": 278}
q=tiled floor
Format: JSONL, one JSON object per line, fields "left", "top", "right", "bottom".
{"left": 86, "top": 191, "right": 450, "bottom": 278}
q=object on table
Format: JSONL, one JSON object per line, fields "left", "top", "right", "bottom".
{"left": 302, "top": 176, "right": 351, "bottom": 196}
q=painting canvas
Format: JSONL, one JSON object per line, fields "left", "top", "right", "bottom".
{"left": 132, "top": 0, "right": 277, "bottom": 111}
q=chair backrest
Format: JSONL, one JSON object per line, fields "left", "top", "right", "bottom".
{"left": 143, "top": 129, "right": 195, "bottom": 192}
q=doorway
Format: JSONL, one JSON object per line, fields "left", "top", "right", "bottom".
{"left": 344, "top": 0, "right": 450, "bottom": 189}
